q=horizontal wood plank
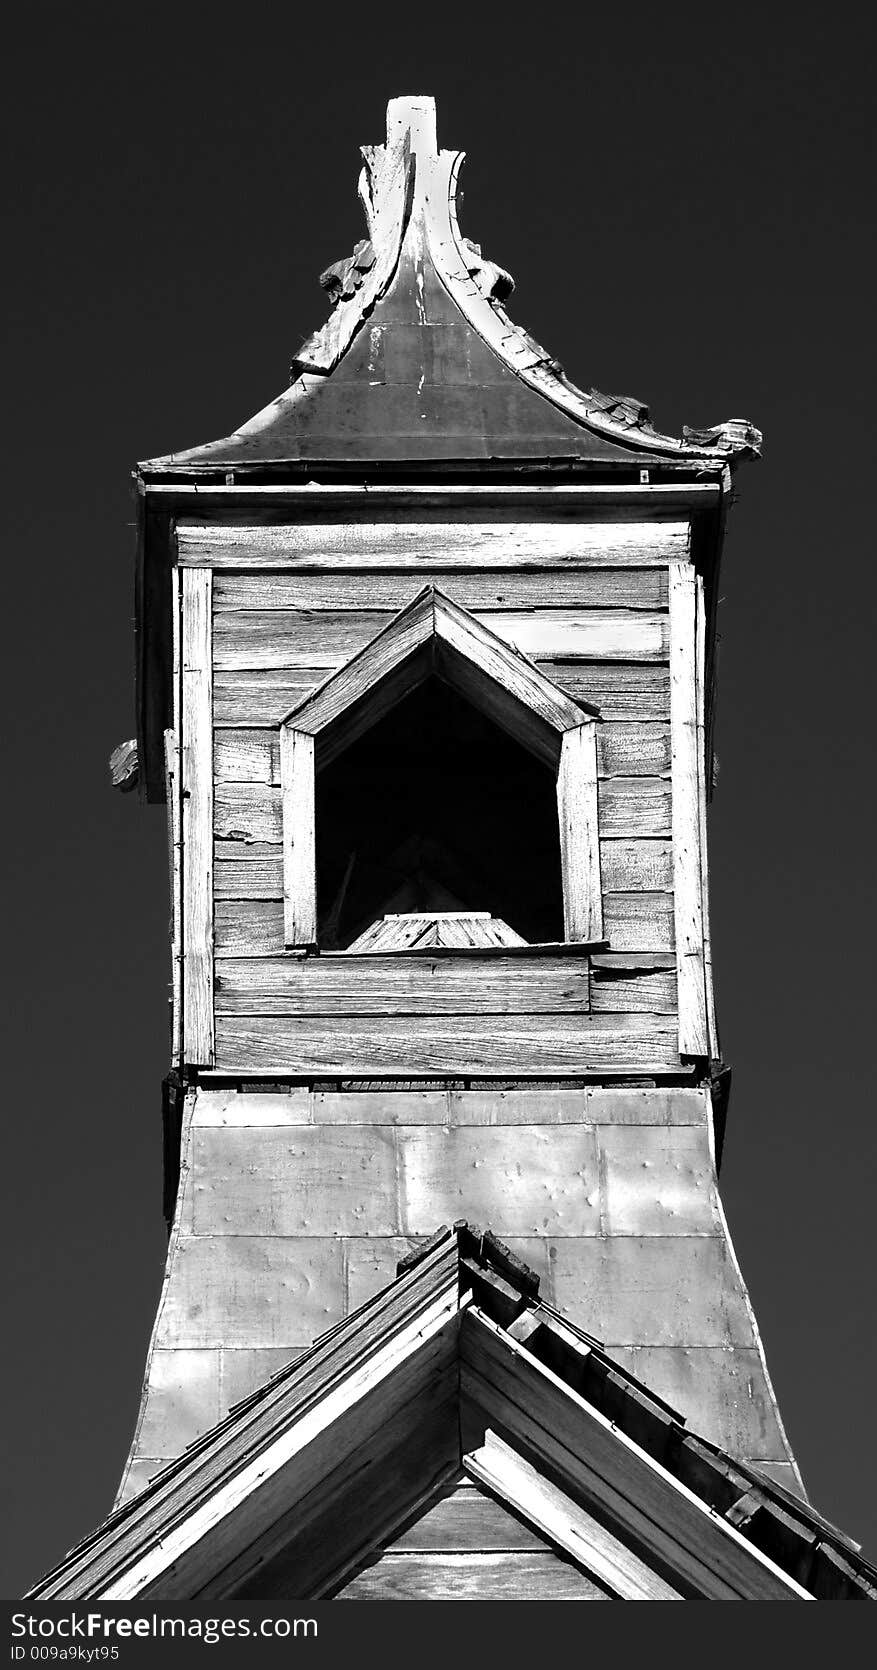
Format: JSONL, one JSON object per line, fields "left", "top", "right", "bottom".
{"left": 179, "top": 518, "right": 689, "bottom": 569}
{"left": 589, "top": 963, "right": 677, "bottom": 1014}
{"left": 603, "top": 892, "right": 675, "bottom": 952}
{"left": 336, "top": 1549, "right": 609, "bottom": 1600}
{"left": 213, "top": 723, "right": 671, "bottom": 784}
{"left": 214, "top": 839, "right": 673, "bottom": 900}
{"left": 214, "top": 954, "right": 590, "bottom": 1015}
{"left": 214, "top": 569, "right": 668, "bottom": 612}
{"left": 213, "top": 1013, "right": 681, "bottom": 1075}
{"left": 547, "top": 662, "right": 669, "bottom": 720}
{"left": 213, "top": 662, "right": 670, "bottom": 728}
{"left": 388, "top": 1485, "right": 547, "bottom": 1553}
{"left": 214, "top": 670, "right": 326, "bottom": 728}
{"left": 214, "top": 608, "right": 669, "bottom": 670}
{"left": 215, "top": 895, "right": 675, "bottom": 957}
{"left": 601, "top": 841, "right": 672, "bottom": 892}
{"left": 213, "top": 777, "right": 670, "bottom": 843}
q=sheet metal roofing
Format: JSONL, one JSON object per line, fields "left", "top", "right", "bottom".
{"left": 140, "top": 98, "right": 761, "bottom": 478}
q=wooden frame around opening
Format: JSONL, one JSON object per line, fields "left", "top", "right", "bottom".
{"left": 279, "top": 586, "right": 602, "bottom": 949}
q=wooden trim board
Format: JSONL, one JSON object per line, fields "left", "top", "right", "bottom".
{"left": 181, "top": 568, "right": 214, "bottom": 1065}
{"left": 180, "top": 519, "right": 689, "bottom": 570}
{"left": 669, "top": 562, "right": 708, "bottom": 1056}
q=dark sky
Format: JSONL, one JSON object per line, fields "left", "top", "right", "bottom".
{"left": 2, "top": 9, "right": 874, "bottom": 1597}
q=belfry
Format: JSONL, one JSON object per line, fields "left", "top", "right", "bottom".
{"left": 29, "top": 97, "right": 875, "bottom": 1600}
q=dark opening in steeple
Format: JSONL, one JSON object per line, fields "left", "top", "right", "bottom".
{"left": 315, "top": 678, "right": 564, "bottom": 948}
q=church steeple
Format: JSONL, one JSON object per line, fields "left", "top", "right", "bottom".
{"left": 34, "top": 94, "right": 876, "bottom": 1603}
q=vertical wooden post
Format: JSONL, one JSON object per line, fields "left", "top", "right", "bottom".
{"left": 281, "top": 726, "right": 317, "bottom": 946}
{"left": 669, "top": 560, "right": 708, "bottom": 1056}
{"left": 181, "top": 567, "right": 214, "bottom": 1065}
{"left": 165, "top": 564, "right": 182, "bottom": 1067}
{"left": 163, "top": 727, "right": 182, "bottom": 1067}
{"left": 695, "top": 571, "right": 719, "bottom": 1058}
{"left": 557, "top": 722, "right": 602, "bottom": 943}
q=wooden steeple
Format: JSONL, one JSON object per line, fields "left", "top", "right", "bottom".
{"left": 32, "top": 95, "right": 870, "bottom": 1602}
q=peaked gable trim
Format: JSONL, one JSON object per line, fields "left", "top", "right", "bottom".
{"left": 283, "top": 585, "right": 594, "bottom": 765}
{"left": 27, "top": 1224, "right": 877, "bottom": 1603}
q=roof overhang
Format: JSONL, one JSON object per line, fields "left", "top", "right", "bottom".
{"left": 27, "top": 1226, "right": 876, "bottom": 1603}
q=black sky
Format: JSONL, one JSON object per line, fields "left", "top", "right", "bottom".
{"left": 2, "top": 7, "right": 874, "bottom": 1596}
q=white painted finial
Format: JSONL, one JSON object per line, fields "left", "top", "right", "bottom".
{"left": 385, "top": 95, "right": 437, "bottom": 159}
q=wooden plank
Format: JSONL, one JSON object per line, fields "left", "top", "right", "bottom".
{"left": 213, "top": 1013, "right": 680, "bottom": 1075}
{"left": 162, "top": 484, "right": 713, "bottom": 509}
{"left": 279, "top": 728, "right": 316, "bottom": 946}
{"left": 599, "top": 723, "right": 670, "bottom": 777}
{"left": 213, "top": 722, "right": 671, "bottom": 785}
{"left": 213, "top": 839, "right": 673, "bottom": 899}
{"left": 460, "top": 1314, "right": 808, "bottom": 1601}
{"left": 281, "top": 588, "right": 585, "bottom": 771}
{"left": 181, "top": 568, "right": 214, "bottom": 1065}
{"left": 590, "top": 962, "right": 677, "bottom": 1014}
{"left": 335, "top": 1550, "right": 609, "bottom": 1600}
{"left": 214, "top": 607, "right": 669, "bottom": 670}
{"left": 603, "top": 893, "right": 675, "bottom": 952}
{"left": 214, "top": 894, "right": 677, "bottom": 957}
{"left": 669, "top": 562, "right": 708, "bottom": 1055}
{"left": 166, "top": 567, "right": 182, "bottom": 1065}
{"left": 345, "top": 912, "right": 528, "bottom": 952}
{"left": 600, "top": 841, "right": 672, "bottom": 892}
{"left": 214, "top": 569, "right": 668, "bottom": 611}
{"left": 695, "top": 572, "right": 719, "bottom": 1058}
{"left": 214, "top": 777, "right": 670, "bottom": 844}
{"left": 465, "top": 1431, "right": 682, "bottom": 1600}
{"left": 179, "top": 518, "right": 690, "bottom": 569}
{"left": 557, "top": 725, "right": 602, "bottom": 942}
{"left": 216, "top": 900, "right": 286, "bottom": 953}
{"left": 214, "top": 731, "right": 277, "bottom": 783}
{"left": 213, "top": 662, "right": 671, "bottom": 729}
{"left": 105, "top": 1291, "right": 462, "bottom": 1600}
{"left": 163, "top": 727, "right": 182, "bottom": 1065}
{"left": 235, "top": 1387, "right": 461, "bottom": 1602}
{"left": 214, "top": 670, "right": 325, "bottom": 728}
{"left": 214, "top": 954, "right": 591, "bottom": 1015}
{"left": 388, "top": 1484, "right": 547, "bottom": 1552}
{"left": 544, "top": 662, "right": 669, "bottom": 721}
{"left": 280, "top": 590, "right": 434, "bottom": 745}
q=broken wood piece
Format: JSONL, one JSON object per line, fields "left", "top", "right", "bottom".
{"left": 109, "top": 737, "right": 139, "bottom": 791}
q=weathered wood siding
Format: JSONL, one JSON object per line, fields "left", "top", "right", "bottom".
{"left": 173, "top": 516, "right": 709, "bottom": 1075}
{"left": 335, "top": 1480, "right": 612, "bottom": 1598}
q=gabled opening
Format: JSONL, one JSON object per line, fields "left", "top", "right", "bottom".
{"left": 280, "top": 587, "right": 603, "bottom": 950}
{"left": 316, "top": 678, "right": 564, "bottom": 948}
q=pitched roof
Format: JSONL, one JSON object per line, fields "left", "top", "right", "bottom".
{"left": 27, "top": 1225, "right": 876, "bottom": 1602}
{"left": 139, "top": 97, "right": 761, "bottom": 478}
